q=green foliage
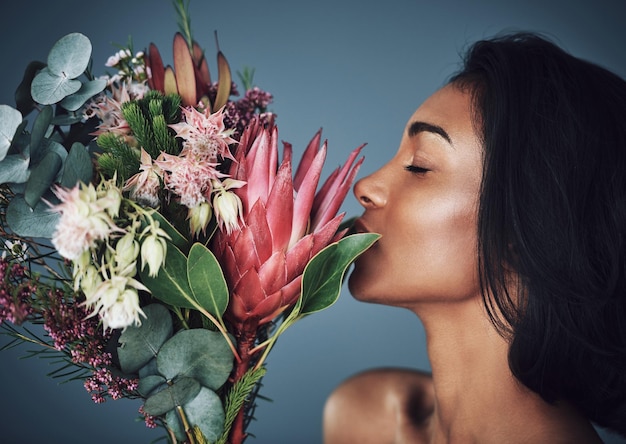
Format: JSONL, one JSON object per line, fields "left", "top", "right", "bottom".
{"left": 117, "top": 304, "right": 234, "bottom": 442}
{"left": 299, "top": 232, "right": 381, "bottom": 315}
{"left": 157, "top": 329, "right": 233, "bottom": 391}
{"left": 140, "top": 242, "right": 229, "bottom": 327}
{"left": 121, "top": 90, "right": 181, "bottom": 158}
{"left": 0, "top": 105, "right": 23, "bottom": 161}
{"left": 166, "top": 387, "right": 225, "bottom": 443}
{"left": 216, "top": 366, "right": 267, "bottom": 444}
{"left": 96, "top": 132, "right": 141, "bottom": 182}
{"left": 118, "top": 304, "right": 174, "bottom": 373}
{"left": 31, "top": 33, "right": 96, "bottom": 105}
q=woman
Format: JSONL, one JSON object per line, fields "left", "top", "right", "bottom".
{"left": 324, "top": 33, "right": 626, "bottom": 443}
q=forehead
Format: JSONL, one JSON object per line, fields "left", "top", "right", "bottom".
{"left": 406, "top": 84, "right": 478, "bottom": 145}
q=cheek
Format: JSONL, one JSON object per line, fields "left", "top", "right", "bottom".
{"left": 349, "top": 194, "right": 480, "bottom": 304}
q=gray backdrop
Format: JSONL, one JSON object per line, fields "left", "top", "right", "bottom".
{"left": 0, "top": 1, "right": 625, "bottom": 443}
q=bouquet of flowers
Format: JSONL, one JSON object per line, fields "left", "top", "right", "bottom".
{"left": 0, "top": 2, "right": 378, "bottom": 443}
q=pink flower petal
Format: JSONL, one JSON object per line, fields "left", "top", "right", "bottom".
{"left": 294, "top": 128, "right": 322, "bottom": 191}
{"left": 265, "top": 159, "right": 294, "bottom": 252}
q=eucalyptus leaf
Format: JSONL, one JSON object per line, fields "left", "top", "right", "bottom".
{"left": 15, "top": 60, "right": 46, "bottom": 116}
{"left": 117, "top": 303, "right": 174, "bottom": 374}
{"left": 61, "top": 142, "right": 93, "bottom": 187}
{"left": 187, "top": 243, "right": 229, "bottom": 320}
{"left": 0, "top": 104, "right": 23, "bottom": 161}
{"left": 6, "top": 195, "right": 59, "bottom": 238}
{"left": 299, "top": 233, "right": 380, "bottom": 316}
{"left": 143, "top": 377, "right": 201, "bottom": 416}
{"left": 138, "top": 357, "right": 159, "bottom": 378}
{"left": 31, "top": 67, "right": 82, "bottom": 105}
{"left": 24, "top": 151, "right": 62, "bottom": 209}
{"left": 140, "top": 243, "right": 195, "bottom": 309}
{"left": 165, "top": 387, "right": 225, "bottom": 443}
{"left": 47, "top": 32, "right": 92, "bottom": 78}
{"left": 157, "top": 329, "right": 234, "bottom": 391}
{"left": 0, "top": 154, "right": 30, "bottom": 184}
{"left": 51, "top": 113, "right": 84, "bottom": 126}
{"left": 59, "top": 78, "right": 107, "bottom": 111}
{"left": 30, "top": 105, "right": 53, "bottom": 159}
{"left": 137, "top": 374, "right": 167, "bottom": 398}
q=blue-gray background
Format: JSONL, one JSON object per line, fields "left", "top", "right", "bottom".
{"left": 1, "top": 1, "right": 625, "bottom": 443}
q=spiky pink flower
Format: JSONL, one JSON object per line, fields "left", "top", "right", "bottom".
{"left": 211, "top": 118, "right": 364, "bottom": 332}
{"left": 170, "top": 106, "right": 237, "bottom": 162}
{"left": 154, "top": 152, "right": 223, "bottom": 208}
{"left": 124, "top": 148, "right": 163, "bottom": 207}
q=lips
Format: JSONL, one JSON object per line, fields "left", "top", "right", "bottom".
{"left": 352, "top": 218, "right": 369, "bottom": 234}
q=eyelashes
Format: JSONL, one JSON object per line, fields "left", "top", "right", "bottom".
{"left": 404, "top": 164, "right": 430, "bottom": 174}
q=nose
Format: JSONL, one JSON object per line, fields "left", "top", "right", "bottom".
{"left": 353, "top": 170, "right": 387, "bottom": 209}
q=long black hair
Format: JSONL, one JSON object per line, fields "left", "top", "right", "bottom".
{"left": 450, "top": 32, "right": 626, "bottom": 436}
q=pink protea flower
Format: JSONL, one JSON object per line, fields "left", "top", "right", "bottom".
{"left": 211, "top": 118, "right": 364, "bottom": 332}
{"left": 169, "top": 105, "right": 237, "bottom": 162}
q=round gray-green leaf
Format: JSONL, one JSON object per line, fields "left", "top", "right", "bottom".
{"left": 165, "top": 387, "right": 225, "bottom": 442}
{"left": 6, "top": 195, "right": 59, "bottom": 238}
{"left": 157, "top": 329, "right": 234, "bottom": 391}
{"left": 59, "top": 78, "right": 107, "bottom": 111}
{"left": 117, "top": 303, "right": 173, "bottom": 374}
{"left": 47, "top": 32, "right": 92, "bottom": 78}
{"left": 0, "top": 154, "right": 30, "bottom": 185}
{"left": 137, "top": 374, "right": 166, "bottom": 398}
{"left": 31, "top": 67, "right": 82, "bottom": 105}
{"left": 0, "top": 105, "right": 23, "bottom": 161}
{"left": 143, "top": 377, "right": 201, "bottom": 416}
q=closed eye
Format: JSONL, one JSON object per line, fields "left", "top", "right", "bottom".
{"left": 404, "top": 164, "right": 430, "bottom": 174}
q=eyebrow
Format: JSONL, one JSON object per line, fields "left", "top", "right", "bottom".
{"left": 407, "top": 121, "right": 452, "bottom": 146}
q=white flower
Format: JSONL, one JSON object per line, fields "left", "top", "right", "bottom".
{"left": 188, "top": 202, "right": 212, "bottom": 237}
{"left": 2, "top": 240, "right": 29, "bottom": 262}
{"left": 212, "top": 178, "right": 246, "bottom": 235}
{"left": 49, "top": 184, "right": 118, "bottom": 260}
{"left": 140, "top": 230, "right": 168, "bottom": 278}
{"left": 114, "top": 232, "right": 140, "bottom": 270}
{"left": 85, "top": 274, "right": 148, "bottom": 331}
{"left": 100, "top": 290, "right": 146, "bottom": 331}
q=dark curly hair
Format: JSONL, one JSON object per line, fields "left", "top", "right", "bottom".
{"left": 450, "top": 32, "right": 626, "bottom": 437}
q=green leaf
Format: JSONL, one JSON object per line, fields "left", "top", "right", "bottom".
{"left": 0, "top": 154, "right": 30, "bottom": 184}
{"left": 157, "top": 329, "right": 234, "bottom": 391}
{"left": 300, "top": 233, "right": 380, "bottom": 316}
{"left": 61, "top": 142, "right": 93, "bottom": 187}
{"left": 31, "top": 67, "right": 82, "bottom": 105}
{"left": 137, "top": 374, "right": 167, "bottom": 398}
{"left": 6, "top": 195, "right": 59, "bottom": 238}
{"left": 117, "top": 303, "right": 174, "bottom": 374}
{"left": 30, "top": 105, "right": 53, "bottom": 160}
{"left": 138, "top": 357, "right": 159, "bottom": 378}
{"left": 166, "top": 387, "right": 225, "bottom": 443}
{"left": 143, "top": 376, "right": 201, "bottom": 416}
{"left": 59, "top": 78, "right": 107, "bottom": 111}
{"left": 24, "top": 151, "right": 62, "bottom": 209}
{"left": 15, "top": 61, "right": 46, "bottom": 116}
{"left": 147, "top": 210, "right": 188, "bottom": 250}
{"left": 46, "top": 32, "right": 92, "bottom": 79}
{"left": 187, "top": 243, "right": 229, "bottom": 320}
{"left": 140, "top": 243, "right": 195, "bottom": 308}
{"left": 0, "top": 105, "right": 23, "bottom": 161}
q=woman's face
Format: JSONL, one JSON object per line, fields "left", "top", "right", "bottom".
{"left": 348, "top": 84, "right": 484, "bottom": 308}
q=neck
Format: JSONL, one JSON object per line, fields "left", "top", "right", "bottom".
{"left": 412, "top": 297, "right": 598, "bottom": 443}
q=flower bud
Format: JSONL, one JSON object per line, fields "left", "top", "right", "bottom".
{"left": 141, "top": 235, "right": 166, "bottom": 278}
{"left": 115, "top": 232, "right": 140, "bottom": 270}
{"left": 188, "top": 202, "right": 212, "bottom": 237}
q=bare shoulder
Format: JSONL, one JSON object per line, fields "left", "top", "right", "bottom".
{"left": 323, "top": 368, "right": 434, "bottom": 444}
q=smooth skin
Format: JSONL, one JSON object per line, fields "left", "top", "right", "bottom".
{"left": 323, "top": 85, "right": 602, "bottom": 443}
